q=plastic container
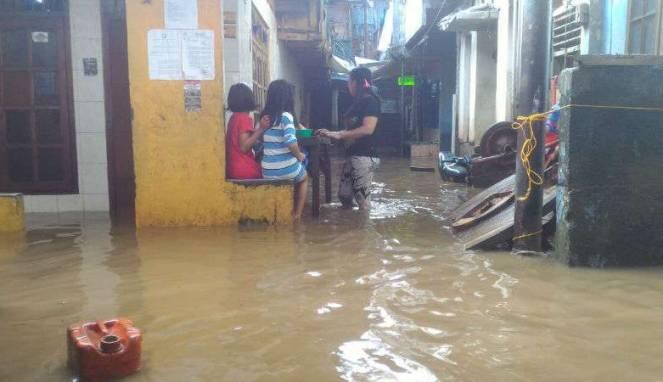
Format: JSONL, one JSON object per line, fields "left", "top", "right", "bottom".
{"left": 296, "top": 129, "right": 314, "bottom": 138}
{"left": 67, "top": 319, "right": 142, "bottom": 381}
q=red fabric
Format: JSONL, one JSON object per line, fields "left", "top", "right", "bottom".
{"left": 226, "top": 113, "right": 262, "bottom": 179}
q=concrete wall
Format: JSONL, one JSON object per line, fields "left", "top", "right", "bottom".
{"left": 25, "top": 0, "right": 110, "bottom": 214}
{"left": 125, "top": 0, "right": 293, "bottom": 227}
{"left": 555, "top": 64, "right": 663, "bottom": 267}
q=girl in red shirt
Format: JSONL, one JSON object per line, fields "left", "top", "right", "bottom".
{"left": 225, "top": 83, "right": 271, "bottom": 179}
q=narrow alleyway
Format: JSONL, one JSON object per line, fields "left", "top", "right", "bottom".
{"left": 2, "top": 159, "right": 663, "bottom": 381}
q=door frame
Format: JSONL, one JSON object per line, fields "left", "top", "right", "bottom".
{"left": 102, "top": 0, "right": 135, "bottom": 225}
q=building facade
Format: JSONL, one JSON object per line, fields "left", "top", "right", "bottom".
{"left": 446, "top": 0, "right": 663, "bottom": 155}
{"left": 0, "top": 0, "right": 329, "bottom": 227}
{"left": 0, "top": 0, "right": 110, "bottom": 214}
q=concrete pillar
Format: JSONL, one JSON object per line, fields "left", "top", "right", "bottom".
{"left": 555, "top": 62, "right": 663, "bottom": 267}
{"left": 456, "top": 33, "right": 471, "bottom": 145}
{"left": 468, "top": 30, "right": 497, "bottom": 142}
{"left": 494, "top": 0, "right": 515, "bottom": 122}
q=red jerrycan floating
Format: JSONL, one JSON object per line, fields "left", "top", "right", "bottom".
{"left": 67, "top": 318, "right": 142, "bottom": 381}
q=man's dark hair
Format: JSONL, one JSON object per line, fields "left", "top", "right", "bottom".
{"left": 227, "top": 83, "right": 256, "bottom": 112}
{"left": 349, "top": 67, "right": 377, "bottom": 99}
{"left": 260, "top": 79, "right": 298, "bottom": 126}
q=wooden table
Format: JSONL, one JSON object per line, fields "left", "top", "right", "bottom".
{"left": 300, "top": 136, "right": 332, "bottom": 217}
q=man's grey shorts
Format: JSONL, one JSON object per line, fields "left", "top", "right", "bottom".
{"left": 338, "top": 156, "right": 380, "bottom": 208}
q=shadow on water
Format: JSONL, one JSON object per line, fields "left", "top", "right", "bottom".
{"left": 2, "top": 159, "right": 663, "bottom": 381}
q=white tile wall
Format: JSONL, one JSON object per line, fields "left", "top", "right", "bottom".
{"left": 28, "top": 196, "right": 59, "bottom": 213}
{"left": 79, "top": 164, "right": 109, "bottom": 195}
{"left": 78, "top": 133, "right": 108, "bottom": 165}
{"left": 57, "top": 195, "right": 83, "bottom": 212}
{"left": 25, "top": 0, "right": 110, "bottom": 214}
{"left": 73, "top": 70, "right": 106, "bottom": 102}
{"left": 83, "top": 194, "right": 110, "bottom": 212}
{"left": 75, "top": 101, "right": 106, "bottom": 133}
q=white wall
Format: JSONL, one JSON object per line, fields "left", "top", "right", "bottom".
{"left": 25, "top": 0, "right": 109, "bottom": 214}
{"left": 222, "top": 0, "right": 253, "bottom": 94}
{"left": 455, "top": 0, "right": 515, "bottom": 154}
{"left": 469, "top": 31, "right": 497, "bottom": 142}
{"left": 456, "top": 33, "right": 472, "bottom": 144}
{"left": 494, "top": 0, "right": 516, "bottom": 122}
{"left": 404, "top": 0, "right": 425, "bottom": 41}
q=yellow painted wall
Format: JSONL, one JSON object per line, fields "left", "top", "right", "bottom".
{"left": 125, "top": 0, "right": 293, "bottom": 227}
{"left": 0, "top": 195, "right": 25, "bottom": 233}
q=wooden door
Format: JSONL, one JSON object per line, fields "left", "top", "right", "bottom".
{"left": 0, "top": 15, "right": 76, "bottom": 194}
{"left": 102, "top": 1, "right": 135, "bottom": 226}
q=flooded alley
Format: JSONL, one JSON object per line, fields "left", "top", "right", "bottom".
{"left": 1, "top": 159, "right": 662, "bottom": 381}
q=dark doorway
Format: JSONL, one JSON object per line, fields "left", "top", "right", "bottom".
{"left": 102, "top": 1, "right": 135, "bottom": 226}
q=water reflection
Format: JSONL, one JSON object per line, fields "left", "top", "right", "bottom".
{"left": 2, "top": 159, "right": 663, "bottom": 381}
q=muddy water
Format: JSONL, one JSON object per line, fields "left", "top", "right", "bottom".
{"left": 2, "top": 158, "right": 663, "bottom": 381}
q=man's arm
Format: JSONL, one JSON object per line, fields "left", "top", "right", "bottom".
{"left": 318, "top": 116, "right": 377, "bottom": 141}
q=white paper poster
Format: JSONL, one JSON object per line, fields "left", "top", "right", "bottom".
{"left": 181, "top": 30, "right": 215, "bottom": 81}
{"left": 148, "top": 30, "right": 182, "bottom": 80}
{"left": 165, "top": 0, "right": 198, "bottom": 29}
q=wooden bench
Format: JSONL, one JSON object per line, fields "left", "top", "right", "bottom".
{"left": 0, "top": 193, "right": 25, "bottom": 233}
{"left": 229, "top": 179, "right": 293, "bottom": 187}
{"left": 228, "top": 136, "right": 333, "bottom": 218}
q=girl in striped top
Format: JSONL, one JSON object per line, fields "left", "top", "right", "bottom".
{"left": 259, "top": 80, "right": 308, "bottom": 220}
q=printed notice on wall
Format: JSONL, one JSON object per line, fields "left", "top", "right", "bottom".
{"left": 148, "top": 30, "right": 182, "bottom": 80}
{"left": 181, "top": 30, "right": 215, "bottom": 81}
{"left": 184, "top": 81, "right": 202, "bottom": 112}
{"left": 165, "top": 0, "right": 198, "bottom": 29}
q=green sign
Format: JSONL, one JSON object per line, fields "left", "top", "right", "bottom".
{"left": 398, "top": 75, "right": 416, "bottom": 86}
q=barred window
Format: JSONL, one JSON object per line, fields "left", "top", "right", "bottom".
{"left": 629, "top": 0, "right": 662, "bottom": 54}
{"left": 252, "top": 7, "right": 269, "bottom": 112}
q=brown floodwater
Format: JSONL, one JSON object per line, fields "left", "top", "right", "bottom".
{"left": 2, "top": 158, "right": 663, "bottom": 381}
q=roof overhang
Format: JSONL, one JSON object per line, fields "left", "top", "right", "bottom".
{"left": 438, "top": 4, "right": 499, "bottom": 32}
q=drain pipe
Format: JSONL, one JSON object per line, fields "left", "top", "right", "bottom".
{"left": 513, "top": 0, "right": 551, "bottom": 255}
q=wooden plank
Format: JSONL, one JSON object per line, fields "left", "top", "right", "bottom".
{"left": 458, "top": 187, "right": 557, "bottom": 250}
{"left": 452, "top": 192, "right": 513, "bottom": 230}
{"left": 448, "top": 175, "right": 515, "bottom": 222}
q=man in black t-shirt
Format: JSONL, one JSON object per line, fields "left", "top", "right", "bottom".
{"left": 318, "top": 68, "right": 381, "bottom": 210}
{"left": 345, "top": 94, "right": 381, "bottom": 156}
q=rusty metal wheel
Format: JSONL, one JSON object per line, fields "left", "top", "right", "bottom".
{"left": 479, "top": 121, "right": 517, "bottom": 157}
